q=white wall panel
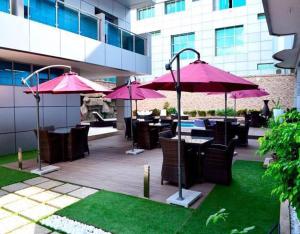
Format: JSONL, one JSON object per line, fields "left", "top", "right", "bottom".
{"left": 14, "top": 87, "right": 37, "bottom": 107}
{"left": 105, "top": 44, "right": 122, "bottom": 68}
{"left": 121, "top": 49, "right": 135, "bottom": 71}
{"left": 60, "top": 31, "right": 85, "bottom": 61}
{"left": 67, "top": 106, "right": 80, "bottom": 127}
{"left": 15, "top": 107, "right": 43, "bottom": 132}
{"left": 0, "top": 86, "right": 14, "bottom": 107}
{"left": 43, "top": 94, "right": 67, "bottom": 107}
{"left": 16, "top": 131, "right": 36, "bottom": 151}
{"left": 0, "top": 108, "right": 15, "bottom": 134}
{"left": 0, "top": 133, "right": 15, "bottom": 155}
{"left": 67, "top": 94, "right": 80, "bottom": 106}
{"left": 85, "top": 39, "right": 106, "bottom": 65}
{"left": 44, "top": 107, "right": 67, "bottom": 128}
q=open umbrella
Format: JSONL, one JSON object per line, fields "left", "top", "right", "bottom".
{"left": 106, "top": 79, "right": 165, "bottom": 155}
{"left": 141, "top": 48, "right": 258, "bottom": 207}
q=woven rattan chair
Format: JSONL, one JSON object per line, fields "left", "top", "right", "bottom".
{"left": 236, "top": 123, "right": 250, "bottom": 146}
{"left": 159, "top": 130, "right": 173, "bottom": 139}
{"left": 39, "top": 129, "right": 60, "bottom": 164}
{"left": 159, "top": 137, "right": 193, "bottom": 188}
{"left": 191, "top": 129, "right": 214, "bottom": 138}
{"left": 202, "top": 140, "right": 236, "bottom": 185}
{"left": 136, "top": 121, "right": 158, "bottom": 149}
{"left": 76, "top": 124, "right": 90, "bottom": 154}
{"left": 214, "top": 121, "right": 236, "bottom": 145}
{"left": 67, "top": 127, "right": 86, "bottom": 161}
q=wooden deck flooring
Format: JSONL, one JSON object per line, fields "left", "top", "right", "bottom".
{"left": 6, "top": 132, "right": 263, "bottom": 208}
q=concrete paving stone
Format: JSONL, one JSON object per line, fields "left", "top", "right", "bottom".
{"left": 0, "top": 214, "right": 30, "bottom": 233}
{"left": 30, "top": 190, "right": 61, "bottom": 203}
{"left": 35, "top": 180, "right": 64, "bottom": 190}
{"left": 10, "top": 223, "right": 52, "bottom": 234}
{"left": 3, "top": 198, "right": 39, "bottom": 213}
{"left": 47, "top": 195, "right": 79, "bottom": 209}
{"left": 20, "top": 204, "right": 58, "bottom": 222}
{"left": 51, "top": 183, "right": 81, "bottom": 194}
{"left": 15, "top": 186, "right": 45, "bottom": 197}
{"left": 23, "top": 177, "right": 50, "bottom": 186}
{"left": 1, "top": 182, "right": 29, "bottom": 193}
{"left": 0, "top": 194, "right": 23, "bottom": 207}
{"left": 0, "top": 189, "right": 8, "bottom": 197}
{"left": 68, "top": 187, "right": 98, "bottom": 199}
{"left": 0, "top": 208, "right": 12, "bottom": 219}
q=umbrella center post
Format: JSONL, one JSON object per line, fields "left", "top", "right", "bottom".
{"left": 225, "top": 92, "right": 228, "bottom": 146}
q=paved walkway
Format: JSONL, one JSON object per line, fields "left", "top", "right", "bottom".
{"left": 0, "top": 177, "right": 97, "bottom": 233}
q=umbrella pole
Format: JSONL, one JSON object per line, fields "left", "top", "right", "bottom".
{"left": 176, "top": 57, "right": 183, "bottom": 201}
{"left": 129, "top": 84, "right": 134, "bottom": 152}
{"left": 225, "top": 92, "right": 228, "bottom": 146}
{"left": 36, "top": 73, "right": 41, "bottom": 171}
{"left": 135, "top": 100, "right": 138, "bottom": 114}
{"left": 234, "top": 98, "right": 236, "bottom": 118}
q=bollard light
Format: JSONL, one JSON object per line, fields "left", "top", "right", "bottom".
{"left": 144, "top": 165, "right": 150, "bottom": 198}
{"left": 18, "top": 147, "right": 23, "bottom": 170}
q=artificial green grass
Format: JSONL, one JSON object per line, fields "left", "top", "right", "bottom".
{"left": 178, "top": 160, "right": 279, "bottom": 234}
{"left": 0, "top": 166, "right": 38, "bottom": 187}
{"left": 0, "top": 150, "right": 37, "bottom": 165}
{"left": 56, "top": 160, "right": 279, "bottom": 234}
{"left": 57, "top": 190, "right": 193, "bottom": 234}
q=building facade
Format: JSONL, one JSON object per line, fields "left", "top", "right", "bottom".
{"left": 0, "top": 0, "right": 153, "bottom": 155}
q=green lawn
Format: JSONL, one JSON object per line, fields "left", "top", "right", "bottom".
{"left": 56, "top": 160, "right": 279, "bottom": 234}
{"left": 0, "top": 150, "right": 36, "bottom": 165}
{"left": 0, "top": 166, "right": 38, "bottom": 187}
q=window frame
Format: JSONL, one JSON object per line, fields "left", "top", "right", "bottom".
{"left": 165, "top": 0, "right": 185, "bottom": 15}
{"left": 137, "top": 6, "right": 155, "bottom": 20}
{"left": 171, "top": 32, "right": 195, "bottom": 59}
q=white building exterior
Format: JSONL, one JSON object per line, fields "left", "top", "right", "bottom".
{"left": 131, "top": 0, "right": 292, "bottom": 82}
{"left": 0, "top": 0, "right": 153, "bottom": 155}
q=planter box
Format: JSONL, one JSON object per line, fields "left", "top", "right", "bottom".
{"left": 280, "top": 201, "right": 300, "bottom": 234}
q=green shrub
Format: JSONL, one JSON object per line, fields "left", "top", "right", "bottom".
{"left": 237, "top": 109, "right": 247, "bottom": 116}
{"left": 167, "top": 107, "right": 177, "bottom": 116}
{"left": 163, "top": 102, "right": 170, "bottom": 110}
{"left": 183, "top": 111, "right": 189, "bottom": 115}
{"left": 197, "top": 110, "right": 206, "bottom": 117}
{"left": 216, "top": 108, "right": 236, "bottom": 116}
{"left": 151, "top": 108, "right": 160, "bottom": 116}
{"left": 258, "top": 110, "right": 300, "bottom": 217}
{"left": 189, "top": 110, "right": 197, "bottom": 117}
{"left": 207, "top": 110, "right": 216, "bottom": 116}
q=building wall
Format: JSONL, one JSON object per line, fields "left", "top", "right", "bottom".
{"left": 131, "top": 0, "right": 292, "bottom": 81}
{"left": 136, "top": 75, "right": 295, "bottom": 112}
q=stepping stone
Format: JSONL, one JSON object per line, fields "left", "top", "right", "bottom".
{"left": 10, "top": 223, "right": 52, "bottom": 234}
{"left": 0, "top": 190, "right": 8, "bottom": 197}
{"left": 47, "top": 195, "right": 79, "bottom": 209}
{"left": 0, "top": 215, "right": 30, "bottom": 233}
{"left": 51, "top": 183, "right": 81, "bottom": 194}
{"left": 68, "top": 187, "right": 98, "bottom": 199}
{"left": 0, "top": 208, "right": 12, "bottom": 219}
{"left": 36, "top": 180, "right": 63, "bottom": 190}
{"left": 31, "top": 190, "right": 61, "bottom": 203}
{"left": 20, "top": 204, "right": 58, "bottom": 222}
{"left": 15, "top": 186, "right": 45, "bottom": 197}
{"left": 3, "top": 198, "right": 39, "bottom": 213}
{"left": 0, "top": 194, "right": 22, "bottom": 207}
{"left": 24, "top": 177, "right": 50, "bottom": 186}
{"left": 2, "top": 182, "right": 29, "bottom": 193}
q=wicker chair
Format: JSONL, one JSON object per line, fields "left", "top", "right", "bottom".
{"left": 171, "top": 121, "right": 178, "bottom": 137}
{"left": 191, "top": 129, "right": 214, "bottom": 138}
{"left": 214, "top": 121, "right": 236, "bottom": 145}
{"left": 159, "top": 130, "right": 173, "bottom": 139}
{"left": 203, "top": 119, "right": 214, "bottom": 130}
{"left": 159, "top": 137, "right": 193, "bottom": 188}
{"left": 202, "top": 140, "right": 236, "bottom": 185}
{"left": 67, "top": 127, "right": 86, "bottom": 161}
{"left": 39, "top": 129, "right": 60, "bottom": 164}
{"left": 136, "top": 121, "right": 158, "bottom": 149}
{"left": 236, "top": 123, "right": 250, "bottom": 146}
{"left": 76, "top": 124, "right": 90, "bottom": 154}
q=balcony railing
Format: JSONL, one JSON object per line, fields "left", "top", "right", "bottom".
{"left": 0, "top": 0, "right": 147, "bottom": 55}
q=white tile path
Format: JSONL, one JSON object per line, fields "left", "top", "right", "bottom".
{"left": 0, "top": 178, "right": 98, "bottom": 233}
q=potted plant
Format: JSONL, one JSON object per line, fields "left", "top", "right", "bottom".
{"left": 258, "top": 109, "right": 300, "bottom": 220}
{"left": 272, "top": 98, "right": 284, "bottom": 122}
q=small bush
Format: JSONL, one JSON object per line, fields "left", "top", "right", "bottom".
{"left": 151, "top": 108, "right": 160, "bottom": 116}
{"left": 216, "top": 108, "right": 236, "bottom": 116}
{"left": 197, "top": 110, "right": 206, "bottom": 117}
{"left": 207, "top": 110, "right": 216, "bottom": 116}
{"left": 237, "top": 109, "right": 247, "bottom": 116}
{"left": 167, "top": 107, "right": 177, "bottom": 116}
{"left": 163, "top": 102, "right": 170, "bottom": 110}
{"left": 183, "top": 111, "right": 189, "bottom": 115}
{"left": 133, "top": 110, "right": 137, "bottom": 116}
{"left": 189, "top": 110, "right": 197, "bottom": 117}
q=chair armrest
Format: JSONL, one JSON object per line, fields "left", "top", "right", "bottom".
{"left": 208, "top": 144, "right": 227, "bottom": 150}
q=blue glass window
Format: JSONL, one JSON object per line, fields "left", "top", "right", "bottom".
{"left": 80, "top": 14, "right": 98, "bottom": 40}
{"left": 31, "top": 66, "right": 49, "bottom": 85}
{"left": 122, "top": 31, "right": 134, "bottom": 51}
{"left": 101, "top": 76, "right": 116, "bottom": 83}
{"left": 29, "top": 0, "right": 56, "bottom": 27}
{"left": 257, "top": 13, "right": 266, "bottom": 20}
{"left": 215, "top": 25, "right": 244, "bottom": 56}
{"left": 0, "top": 61, "right": 13, "bottom": 85}
{"left": 171, "top": 33, "right": 195, "bottom": 59}
{"left": 257, "top": 63, "right": 274, "bottom": 70}
{"left": 50, "top": 68, "right": 64, "bottom": 79}
{"left": 135, "top": 36, "right": 145, "bottom": 55}
{"left": 58, "top": 3, "right": 79, "bottom": 34}
{"left": 0, "top": 0, "right": 10, "bottom": 13}
{"left": 137, "top": 6, "right": 155, "bottom": 20}
{"left": 215, "top": 0, "right": 245, "bottom": 10}
{"left": 165, "top": 0, "right": 185, "bottom": 14}
{"left": 13, "top": 63, "right": 31, "bottom": 86}
{"left": 105, "top": 22, "right": 121, "bottom": 47}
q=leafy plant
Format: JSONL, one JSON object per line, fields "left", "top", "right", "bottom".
{"left": 207, "top": 110, "right": 216, "bottom": 116}
{"left": 167, "top": 107, "right": 177, "bottom": 116}
{"left": 163, "top": 102, "right": 170, "bottom": 110}
{"left": 216, "top": 108, "right": 236, "bottom": 117}
{"left": 183, "top": 111, "right": 189, "bottom": 115}
{"left": 237, "top": 109, "right": 248, "bottom": 117}
{"left": 151, "top": 108, "right": 160, "bottom": 116}
{"left": 272, "top": 98, "right": 282, "bottom": 109}
{"left": 258, "top": 109, "right": 300, "bottom": 217}
{"left": 197, "top": 110, "right": 206, "bottom": 117}
{"left": 206, "top": 209, "right": 255, "bottom": 234}
{"left": 189, "top": 110, "right": 197, "bottom": 117}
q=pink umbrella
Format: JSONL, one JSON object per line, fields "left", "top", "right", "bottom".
{"left": 25, "top": 72, "right": 111, "bottom": 94}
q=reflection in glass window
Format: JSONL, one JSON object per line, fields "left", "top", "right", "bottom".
{"left": 50, "top": 68, "right": 64, "bottom": 80}
{"left": 80, "top": 14, "right": 98, "bottom": 40}
{"left": 257, "top": 13, "right": 266, "bottom": 20}
{"left": 135, "top": 36, "right": 145, "bottom": 55}
{"left": 31, "top": 66, "right": 49, "bottom": 86}
{"left": 171, "top": 33, "right": 195, "bottom": 59}
{"left": 105, "top": 22, "right": 121, "bottom": 48}
{"left": 215, "top": 0, "right": 246, "bottom": 10}
{"left": 13, "top": 63, "right": 31, "bottom": 86}
{"left": 257, "top": 63, "right": 274, "bottom": 70}
{"left": 30, "top": 0, "right": 56, "bottom": 26}
{"left": 137, "top": 6, "right": 155, "bottom": 20}
{"left": 0, "top": 61, "right": 13, "bottom": 85}
{"left": 215, "top": 25, "right": 244, "bottom": 56}
{"left": 0, "top": 0, "right": 10, "bottom": 13}
{"left": 58, "top": 3, "right": 79, "bottom": 34}
{"left": 122, "top": 31, "right": 134, "bottom": 51}
{"left": 165, "top": 0, "right": 185, "bottom": 14}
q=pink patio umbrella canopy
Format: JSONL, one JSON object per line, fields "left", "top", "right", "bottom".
{"left": 230, "top": 88, "right": 269, "bottom": 99}
{"left": 24, "top": 72, "right": 111, "bottom": 94}
{"left": 106, "top": 81, "right": 165, "bottom": 100}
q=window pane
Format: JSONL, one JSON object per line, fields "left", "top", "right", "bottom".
{"left": 257, "top": 63, "right": 274, "bottom": 70}
{"left": 0, "top": 0, "right": 10, "bottom": 13}
{"left": 122, "top": 31, "right": 134, "bottom": 51}
{"left": 171, "top": 32, "right": 195, "bottom": 59}
{"left": 14, "top": 63, "right": 31, "bottom": 86}
{"left": 0, "top": 61, "right": 13, "bottom": 85}
{"left": 30, "top": 0, "right": 56, "bottom": 27}
{"left": 165, "top": 0, "right": 185, "bottom": 14}
{"left": 137, "top": 6, "right": 154, "bottom": 20}
{"left": 135, "top": 36, "right": 145, "bottom": 55}
{"left": 105, "top": 22, "right": 121, "bottom": 47}
{"left": 58, "top": 3, "right": 79, "bottom": 34}
{"left": 80, "top": 14, "right": 98, "bottom": 40}
{"left": 50, "top": 68, "right": 64, "bottom": 79}
{"left": 233, "top": 0, "right": 246, "bottom": 7}
{"left": 257, "top": 13, "right": 266, "bottom": 20}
